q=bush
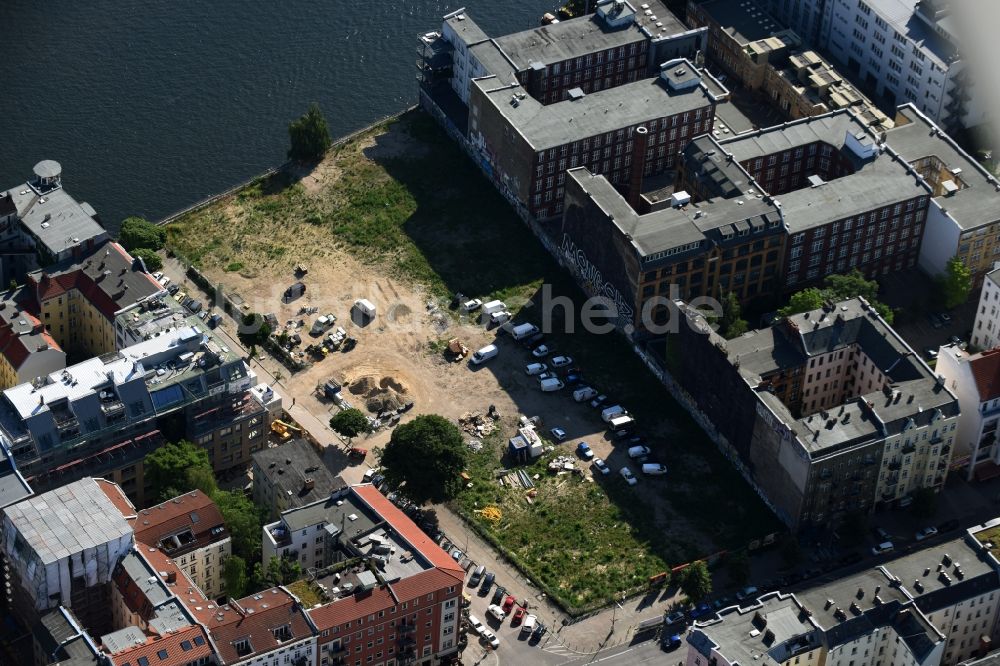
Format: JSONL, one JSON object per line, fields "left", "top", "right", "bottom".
{"left": 132, "top": 248, "right": 163, "bottom": 272}
{"left": 288, "top": 103, "right": 332, "bottom": 162}
{"left": 119, "top": 217, "right": 166, "bottom": 251}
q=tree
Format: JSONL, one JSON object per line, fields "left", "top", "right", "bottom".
{"left": 253, "top": 556, "right": 302, "bottom": 589}
{"left": 779, "top": 271, "right": 894, "bottom": 323}
{"left": 719, "top": 291, "right": 748, "bottom": 339}
{"left": 145, "top": 440, "right": 212, "bottom": 502}
{"left": 119, "top": 216, "right": 166, "bottom": 252}
{"left": 911, "top": 487, "right": 939, "bottom": 520}
{"left": 330, "top": 408, "right": 370, "bottom": 442}
{"left": 939, "top": 256, "right": 972, "bottom": 309}
{"left": 223, "top": 555, "right": 248, "bottom": 599}
{"left": 778, "top": 287, "right": 826, "bottom": 317}
{"left": 726, "top": 551, "right": 750, "bottom": 588}
{"left": 132, "top": 248, "right": 163, "bottom": 272}
{"left": 213, "top": 489, "right": 263, "bottom": 562}
{"left": 186, "top": 465, "right": 219, "bottom": 497}
{"left": 680, "top": 561, "right": 712, "bottom": 603}
{"left": 238, "top": 313, "right": 271, "bottom": 355}
{"left": 380, "top": 414, "right": 467, "bottom": 504}
{"left": 287, "top": 103, "right": 332, "bottom": 162}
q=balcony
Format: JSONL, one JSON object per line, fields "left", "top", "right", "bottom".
{"left": 902, "top": 444, "right": 916, "bottom": 455}
{"left": 399, "top": 623, "right": 416, "bottom": 635}
{"left": 888, "top": 460, "right": 901, "bottom": 471}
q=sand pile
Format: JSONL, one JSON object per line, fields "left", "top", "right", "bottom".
{"left": 347, "top": 374, "right": 410, "bottom": 413}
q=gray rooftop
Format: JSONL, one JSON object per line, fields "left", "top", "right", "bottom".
{"left": 567, "top": 166, "right": 781, "bottom": 263}
{"left": 886, "top": 105, "right": 1000, "bottom": 231}
{"left": 694, "top": 0, "right": 786, "bottom": 45}
{"left": 0, "top": 452, "right": 32, "bottom": 509}
{"left": 469, "top": 40, "right": 519, "bottom": 85}
{"left": 883, "top": 535, "right": 998, "bottom": 613}
{"left": 474, "top": 60, "right": 720, "bottom": 150}
{"left": 278, "top": 489, "right": 380, "bottom": 536}
{"left": 118, "top": 549, "right": 170, "bottom": 607}
{"left": 720, "top": 110, "right": 862, "bottom": 163}
{"left": 6, "top": 185, "right": 108, "bottom": 258}
{"left": 493, "top": 12, "right": 650, "bottom": 71}
{"left": 866, "top": 0, "right": 956, "bottom": 65}
{"left": 100, "top": 626, "right": 147, "bottom": 654}
{"left": 252, "top": 438, "right": 344, "bottom": 510}
{"left": 2, "top": 477, "right": 132, "bottom": 565}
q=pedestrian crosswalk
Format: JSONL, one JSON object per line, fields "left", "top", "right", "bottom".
{"left": 542, "top": 641, "right": 588, "bottom": 657}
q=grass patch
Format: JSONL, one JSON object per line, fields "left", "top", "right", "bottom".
{"left": 286, "top": 579, "right": 323, "bottom": 607}
{"left": 166, "top": 108, "right": 780, "bottom": 614}
{"left": 225, "top": 261, "right": 245, "bottom": 273}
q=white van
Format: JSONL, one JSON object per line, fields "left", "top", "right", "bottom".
{"left": 601, "top": 405, "right": 627, "bottom": 423}
{"left": 573, "top": 386, "right": 598, "bottom": 402}
{"left": 642, "top": 463, "right": 668, "bottom": 475}
{"left": 489, "top": 311, "right": 511, "bottom": 326}
{"left": 608, "top": 414, "right": 635, "bottom": 430}
{"left": 471, "top": 344, "right": 499, "bottom": 365}
{"left": 353, "top": 299, "right": 377, "bottom": 318}
{"left": 539, "top": 377, "right": 565, "bottom": 392}
{"left": 511, "top": 322, "right": 540, "bottom": 340}
{"left": 482, "top": 300, "right": 507, "bottom": 315}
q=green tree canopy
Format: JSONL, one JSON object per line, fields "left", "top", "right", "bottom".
{"left": 330, "top": 408, "right": 370, "bottom": 441}
{"left": 223, "top": 555, "right": 248, "bottom": 599}
{"left": 252, "top": 555, "right": 303, "bottom": 590}
{"left": 287, "top": 103, "right": 332, "bottom": 162}
{"left": 680, "top": 560, "right": 712, "bottom": 603}
{"left": 132, "top": 248, "right": 163, "bottom": 272}
{"left": 119, "top": 216, "right": 166, "bottom": 252}
{"left": 145, "top": 440, "right": 212, "bottom": 502}
{"left": 779, "top": 271, "right": 893, "bottom": 323}
{"left": 380, "top": 414, "right": 467, "bottom": 504}
{"left": 938, "top": 256, "right": 972, "bottom": 309}
{"left": 719, "top": 291, "right": 748, "bottom": 339}
{"left": 213, "top": 489, "right": 263, "bottom": 562}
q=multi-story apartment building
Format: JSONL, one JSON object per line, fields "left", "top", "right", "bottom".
{"left": 935, "top": 345, "right": 1000, "bottom": 481}
{"left": 0, "top": 161, "right": 110, "bottom": 286}
{"left": 757, "top": 0, "right": 983, "bottom": 132}
{"left": 884, "top": 106, "right": 1000, "bottom": 284}
{"left": 470, "top": 57, "right": 726, "bottom": 219}
{"left": 126, "top": 490, "right": 231, "bottom": 599}
{"left": 670, "top": 297, "right": 959, "bottom": 529}
{"left": 689, "top": 524, "right": 1000, "bottom": 666}
{"left": 972, "top": 267, "right": 1000, "bottom": 352}
{"left": 252, "top": 438, "right": 344, "bottom": 520}
{"left": 27, "top": 240, "right": 165, "bottom": 360}
{"left": 0, "top": 318, "right": 267, "bottom": 507}
{"left": 307, "top": 485, "right": 465, "bottom": 666}
{"left": 0, "top": 290, "right": 64, "bottom": 391}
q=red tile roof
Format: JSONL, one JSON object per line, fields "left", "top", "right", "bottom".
{"left": 208, "top": 588, "right": 314, "bottom": 664}
{"left": 351, "top": 485, "right": 463, "bottom": 579}
{"left": 971, "top": 348, "right": 1000, "bottom": 401}
{"left": 307, "top": 585, "right": 398, "bottom": 631}
{"left": 96, "top": 478, "right": 137, "bottom": 519}
{"left": 388, "top": 567, "right": 463, "bottom": 604}
{"left": 107, "top": 624, "right": 213, "bottom": 666}
{"left": 131, "top": 490, "right": 226, "bottom": 555}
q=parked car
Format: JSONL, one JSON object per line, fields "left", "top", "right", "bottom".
{"left": 488, "top": 604, "right": 507, "bottom": 622}
{"left": 915, "top": 526, "right": 939, "bottom": 541}
{"left": 525, "top": 362, "right": 548, "bottom": 376}
{"left": 642, "top": 463, "right": 668, "bottom": 475}
{"left": 521, "top": 614, "right": 537, "bottom": 635}
{"left": 532, "top": 622, "right": 547, "bottom": 639}
{"left": 532, "top": 344, "right": 551, "bottom": 358}
{"left": 471, "top": 344, "right": 498, "bottom": 365}
{"left": 665, "top": 610, "right": 686, "bottom": 626}
{"left": 469, "top": 565, "right": 486, "bottom": 587}
{"left": 348, "top": 447, "right": 368, "bottom": 458}
{"left": 619, "top": 466, "right": 637, "bottom": 485}
{"left": 538, "top": 371, "right": 557, "bottom": 381}
{"left": 481, "top": 572, "right": 495, "bottom": 592}
{"left": 924, "top": 347, "right": 939, "bottom": 360}
{"left": 593, "top": 458, "right": 611, "bottom": 475}
{"left": 564, "top": 373, "right": 584, "bottom": 386}
{"left": 467, "top": 615, "right": 484, "bottom": 635}
{"left": 167, "top": 283, "right": 180, "bottom": 295}
{"left": 590, "top": 394, "right": 608, "bottom": 408}
{"left": 522, "top": 332, "right": 545, "bottom": 349}
{"left": 871, "top": 541, "right": 895, "bottom": 556}
{"left": 152, "top": 272, "right": 163, "bottom": 280}
{"left": 689, "top": 602, "right": 712, "bottom": 620}
{"left": 661, "top": 634, "right": 682, "bottom": 651}
{"left": 549, "top": 427, "right": 567, "bottom": 442}
{"left": 461, "top": 298, "right": 483, "bottom": 312}
{"left": 628, "top": 445, "right": 651, "bottom": 459}
{"left": 480, "top": 628, "right": 500, "bottom": 649}
{"left": 735, "top": 586, "right": 759, "bottom": 601}
{"left": 940, "top": 312, "right": 953, "bottom": 323}
{"left": 512, "top": 606, "right": 526, "bottom": 624}
{"left": 539, "top": 378, "right": 565, "bottom": 392}
{"left": 491, "top": 586, "right": 506, "bottom": 606}
{"left": 576, "top": 442, "right": 594, "bottom": 460}
{"left": 551, "top": 355, "right": 573, "bottom": 368}
{"left": 501, "top": 596, "right": 516, "bottom": 613}
{"left": 873, "top": 526, "right": 891, "bottom": 542}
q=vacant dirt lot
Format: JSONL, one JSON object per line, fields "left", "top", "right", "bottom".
{"left": 165, "top": 111, "right": 780, "bottom": 613}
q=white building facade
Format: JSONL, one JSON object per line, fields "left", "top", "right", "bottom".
{"left": 972, "top": 268, "right": 1000, "bottom": 352}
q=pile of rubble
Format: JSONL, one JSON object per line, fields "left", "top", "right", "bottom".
{"left": 547, "top": 455, "right": 581, "bottom": 475}
{"left": 459, "top": 411, "right": 497, "bottom": 437}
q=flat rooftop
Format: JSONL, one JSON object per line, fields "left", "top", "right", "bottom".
{"left": 6, "top": 185, "right": 108, "bottom": 257}
{"left": 2, "top": 477, "right": 132, "bottom": 565}
{"left": 252, "top": 438, "right": 345, "bottom": 510}
{"left": 474, "top": 60, "right": 721, "bottom": 150}
{"left": 866, "top": 0, "right": 956, "bottom": 66}
{"left": 695, "top": 0, "right": 785, "bottom": 45}
{"left": 887, "top": 104, "right": 1000, "bottom": 231}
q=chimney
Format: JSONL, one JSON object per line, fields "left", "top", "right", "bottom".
{"left": 166, "top": 571, "right": 177, "bottom": 584}
{"left": 627, "top": 126, "right": 650, "bottom": 211}
{"left": 303, "top": 478, "right": 315, "bottom": 491}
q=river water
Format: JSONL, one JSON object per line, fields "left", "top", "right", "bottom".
{"left": 0, "top": 0, "right": 555, "bottom": 231}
